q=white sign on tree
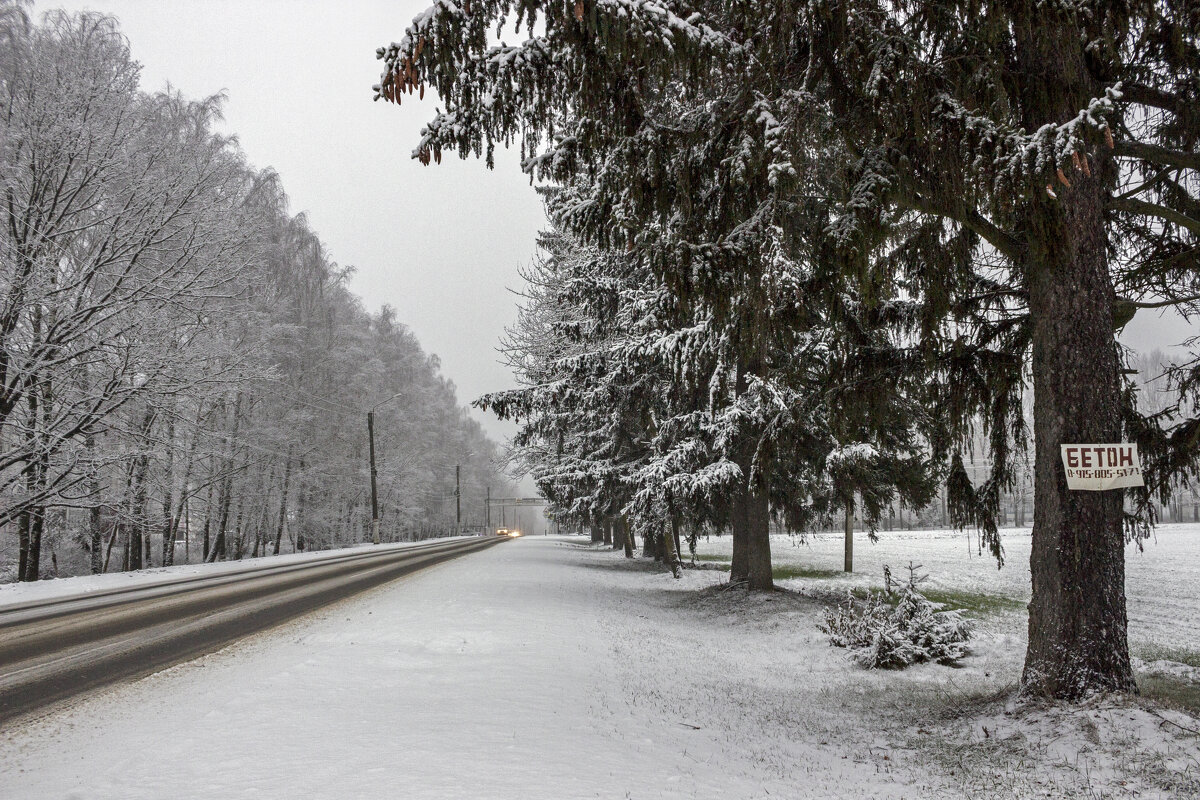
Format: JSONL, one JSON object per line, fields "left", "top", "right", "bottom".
{"left": 1060, "top": 444, "right": 1144, "bottom": 490}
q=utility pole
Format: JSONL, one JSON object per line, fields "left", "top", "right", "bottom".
{"left": 455, "top": 465, "right": 461, "bottom": 534}
{"left": 366, "top": 391, "right": 403, "bottom": 546}
{"left": 368, "top": 410, "right": 380, "bottom": 545}
{"left": 486, "top": 486, "right": 491, "bottom": 534}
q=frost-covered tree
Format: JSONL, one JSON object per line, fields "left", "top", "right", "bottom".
{"left": 0, "top": 9, "right": 513, "bottom": 581}
{"left": 481, "top": 227, "right": 659, "bottom": 556}
{"left": 780, "top": 0, "right": 1200, "bottom": 700}
{"left": 375, "top": 0, "right": 1199, "bottom": 698}
{"left": 0, "top": 12, "right": 256, "bottom": 577}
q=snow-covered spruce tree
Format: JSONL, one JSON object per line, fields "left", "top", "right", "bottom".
{"left": 784, "top": 0, "right": 1200, "bottom": 700}
{"left": 375, "top": 1, "right": 1199, "bottom": 696}
{"left": 480, "top": 226, "right": 665, "bottom": 560}
{"left": 821, "top": 581, "right": 973, "bottom": 670}
{"left": 485, "top": 212, "right": 875, "bottom": 582}
{"left": 796, "top": 288, "right": 938, "bottom": 574}
{"left": 481, "top": 221, "right": 741, "bottom": 574}
{"left": 376, "top": 4, "right": 877, "bottom": 591}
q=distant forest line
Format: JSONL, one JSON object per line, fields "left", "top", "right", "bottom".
{"left": 0, "top": 7, "right": 512, "bottom": 581}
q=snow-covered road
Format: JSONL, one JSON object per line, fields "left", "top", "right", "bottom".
{"left": 3, "top": 535, "right": 1196, "bottom": 799}
{"left": 2, "top": 536, "right": 935, "bottom": 800}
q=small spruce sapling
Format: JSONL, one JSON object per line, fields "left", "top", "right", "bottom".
{"left": 820, "top": 563, "right": 972, "bottom": 669}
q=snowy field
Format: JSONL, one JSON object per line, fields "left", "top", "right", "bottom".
{"left": 2, "top": 535, "right": 1198, "bottom": 799}
{"left": 692, "top": 523, "right": 1200, "bottom": 661}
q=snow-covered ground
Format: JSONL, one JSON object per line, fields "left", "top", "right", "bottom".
{"left": 692, "top": 523, "right": 1200, "bottom": 660}
{"left": 2, "top": 535, "right": 1198, "bottom": 799}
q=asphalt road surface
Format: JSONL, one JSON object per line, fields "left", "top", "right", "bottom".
{"left": 0, "top": 536, "right": 503, "bottom": 723}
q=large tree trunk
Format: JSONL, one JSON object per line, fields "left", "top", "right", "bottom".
{"left": 87, "top": 434, "right": 104, "bottom": 574}
{"left": 620, "top": 515, "right": 634, "bottom": 558}
{"left": 17, "top": 509, "right": 30, "bottom": 580}
{"left": 295, "top": 459, "right": 307, "bottom": 552}
{"left": 21, "top": 505, "right": 44, "bottom": 581}
{"left": 273, "top": 451, "right": 293, "bottom": 555}
{"left": 1024, "top": 201, "right": 1133, "bottom": 697}
{"left": 745, "top": 482, "right": 773, "bottom": 590}
{"left": 1017, "top": 12, "right": 1135, "bottom": 699}
{"left": 160, "top": 409, "right": 176, "bottom": 566}
{"left": 729, "top": 353, "right": 774, "bottom": 590}
{"left": 843, "top": 504, "right": 854, "bottom": 573}
{"left": 665, "top": 518, "right": 682, "bottom": 578}
{"left": 730, "top": 475, "right": 773, "bottom": 589}
{"left": 590, "top": 522, "right": 603, "bottom": 543}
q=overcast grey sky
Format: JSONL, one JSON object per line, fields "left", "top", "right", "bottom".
{"left": 31, "top": 1, "right": 1200, "bottom": 443}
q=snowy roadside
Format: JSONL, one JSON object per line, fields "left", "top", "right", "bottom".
{"left": 2, "top": 536, "right": 1197, "bottom": 799}
{"left": 0, "top": 536, "right": 477, "bottom": 609}
{"left": 689, "top": 525, "right": 1200, "bottom": 797}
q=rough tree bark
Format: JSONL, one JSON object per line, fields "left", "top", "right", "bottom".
{"left": 843, "top": 504, "right": 854, "bottom": 573}
{"left": 160, "top": 408, "right": 175, "bottom": 566}
{"left": 641, "top": 523, "right": 655, "bottom": 557}
{"left": 294, "top": 459, "right": 307, "bottom": 552}
{"left": 662, "top": 519, "right": 682, "bottom": 578}
{"left": 272, "top": 451, "right": 293, "bottom": 555}
{"left": 1018, "top": 11, "right": 1135, "bottom": 698}
{"left": 127, "top": 406, "right": 156, "bottom": 572}
{"left": 729, "top": 355, "right": 773, "bottom": 590}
